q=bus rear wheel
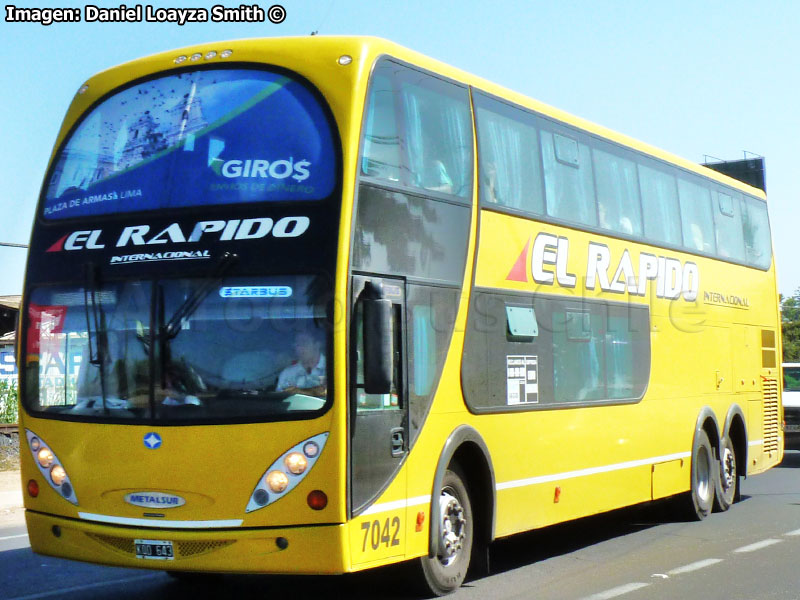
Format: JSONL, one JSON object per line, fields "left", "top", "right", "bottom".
{"left": 684, "top": 429, "right": 715, "bottom": 520}
{"left": 713, "top": 434, "right": 738, "bottom": 512}
{"left": 417, "top": 466, "right": 473, "bottom": 596}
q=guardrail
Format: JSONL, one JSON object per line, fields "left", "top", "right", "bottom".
{"left": 0, "top": 424, "right": 18, "bottom": 436}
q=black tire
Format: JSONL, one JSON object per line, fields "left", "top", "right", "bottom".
{"left": 713, "top": 434, "right": 738, "bottom": 512}
{"left": 417, "top": 466, "right": 473, "bottom": 596}
{"left": 684, "top": 429, "right": 715, "bottom": 520}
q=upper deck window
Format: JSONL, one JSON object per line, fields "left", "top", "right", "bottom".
{"left": 43, "top": 67, "right": 337, "bottom": 220}
{"left": 360, "top": 59, "right": 473, "bottom": 200}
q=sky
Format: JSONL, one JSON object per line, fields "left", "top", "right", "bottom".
{"left": 1, "top": 0, "right": 798, "bottom": 296}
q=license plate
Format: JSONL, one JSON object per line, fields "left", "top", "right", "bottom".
{"left": 135, "top": 539, "right": 174, "bottom": 560}
{"left": 786, "top": 424, "right": 800, "bottom": 433}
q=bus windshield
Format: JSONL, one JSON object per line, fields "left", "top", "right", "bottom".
{"left": 43, "top": 67, "right": 336, "bottom": 220}
{"left": 24, "top": 275, "right": 330, "bottom": 423}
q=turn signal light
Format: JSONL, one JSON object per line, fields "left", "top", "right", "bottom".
{"left": 27, "top": 479, "right": 39, "bottom": 498}
{"left": 307, "top": 490, "right": 327, "bottom": 510}
{"left": 415, "top": 511, "right": 425, "bottom": 532}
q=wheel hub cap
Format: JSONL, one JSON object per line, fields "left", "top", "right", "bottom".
{"left": 438, "top": 491, "right": 466, "bottom": 566}
{"left": 721, "top": 447, "right": 735, "bottom": 490}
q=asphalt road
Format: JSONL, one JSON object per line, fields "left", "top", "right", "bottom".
{"left": 3, "top": 454, "right": 800, "bottom": 600}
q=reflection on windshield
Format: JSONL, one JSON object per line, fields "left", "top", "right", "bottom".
{"left": 25, "top": 275, "right": 330, "bottom": 422}
{"left": 43, "top": 68, "right": 336, "bottom": 220}
{"left": 784, "top": 367, "right": 800, "bottom": 392}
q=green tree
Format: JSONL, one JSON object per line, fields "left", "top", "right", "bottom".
{"left": 0, "top": 379, "right": 17, "bottom": 424}
{"left": 782, "top": 289, "right": 800, "bottom": 362}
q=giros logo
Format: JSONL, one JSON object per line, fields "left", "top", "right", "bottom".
{"left": 215, "top": 158, "right": 311, "bottom": 182}
{"left": 46, "top": 217, "right": 311, "bottom": 252}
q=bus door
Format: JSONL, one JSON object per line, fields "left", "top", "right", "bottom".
{"left": 350, "top": 275, "right": 408, "bottom": 516}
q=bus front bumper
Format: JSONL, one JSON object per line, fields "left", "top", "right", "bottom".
{"left": 25, "top": 510, "right": 350, "bottom": 574}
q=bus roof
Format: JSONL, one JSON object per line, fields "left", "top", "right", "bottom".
{"left": 66, "top": 35, "right": 766, "bottom": 201}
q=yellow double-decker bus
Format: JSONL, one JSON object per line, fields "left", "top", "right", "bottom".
{"left": 18, "top": 37, "right": 781, "bottom": 595}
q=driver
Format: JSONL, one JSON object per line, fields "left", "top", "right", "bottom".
{"left": 276, "top": 328, "right": 326, "bottom": 395}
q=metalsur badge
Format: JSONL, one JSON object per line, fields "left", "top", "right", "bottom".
{"left": 143, "top": 432, "right": 162, "bottom": 449}
{"left": 125, "top": 492, "right": 186, "bottom": 509}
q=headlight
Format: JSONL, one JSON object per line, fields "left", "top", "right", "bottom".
{"left": 37, "top": 448, "right": 54, "bottom": 468}
{"left": 284, "top": 452, "right": 307, "bottom": 475}
{"left": 246, "top": 432, "right": 328, "bottom": 513}
{"left": 25, "top": 430, "right": 78, "bottom": 505}
{"left": 50, "top": 465, "right": 67, "bottom": 486}
{"left": 266, "top": 470, "right": 289, "bottom": 493}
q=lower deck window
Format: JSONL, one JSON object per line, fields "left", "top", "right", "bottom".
{"left": 462, "top": 292, "right": 650, "bottom": 411}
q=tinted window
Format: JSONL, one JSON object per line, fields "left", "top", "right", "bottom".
{"left": 678, "top": 178, "right": 716, "bottom": 254}
{"left": 593, "top": 147, "right": 642, "bottom": 236}
{"left": 639, "top": 163, "right": 681, "bottom": 246}
{"left": 406, "top": 284, "right": 459, "bottom": 443}
{"left": 541, "top": 129, "right": 597, "bottom": 226}
{"left": 713, "top": 191, "right": 746, "bottom": 261}
{"left": 742, "top": 196, "right": 772, "bottom": 269}
{"left": 462, "top": 292, "right": 650, "bottom": 411}
{"left": 44, "top": 69, "right": 337, "bottom": 220}
{"left": 361, "top": 60, "right": 473, "bottom": 199}
{"left": 475, "top": 94, "right": 544, "bottom": 213}
{"left": 361, "top": 72, "right": 403, "bottom": 182}
{"left": 785, "top": 367, "right": 800, "bottom": 392}
{"left": 352, "top": 185, "right": 471, "bottom": 283}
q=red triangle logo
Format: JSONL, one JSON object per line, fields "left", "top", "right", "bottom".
{"left": 506, "top": 238, "right": 530, "bottom": 282}
{"left": 46, "top": 235, "right": 68, "bottom": 253}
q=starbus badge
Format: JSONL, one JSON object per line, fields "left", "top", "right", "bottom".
{"left": 143, "top": 432, "right": 162, "bottom": 450}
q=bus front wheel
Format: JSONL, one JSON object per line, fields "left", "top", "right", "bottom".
{"left": 418, "top": 466, "right": 473, "bottom": 596}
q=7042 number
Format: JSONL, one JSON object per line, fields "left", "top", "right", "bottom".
{"left": 361, "top": 517, "right": 401, "bottom": 551}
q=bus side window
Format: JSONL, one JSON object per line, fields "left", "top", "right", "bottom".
{"left": 678, "top": 178, "right": 716, "bottom": 255}
{"left": 361, "top": 72, "right": 403, "bottom": 182}
{"left": 397, "top": 72, "right": 472, "bottom": 198}
{"left": 474, "top": 94, "right": 545, "bottom": 214}
{"left": 713, "top": 191, "right": 746, "bottom": 261}
{"left": 593, "top": 147, "right": 642, "bottom": 237}
{"left": 639, "top": 163, "right": 682, "bottom": 247}
{"left": 742, "top": 196, "right": 772, "bottom": 269}
{"left": 360, "top": 60, "right": 473, "bottom": 200}
{"left": 541, "top": 130, "right": 597, "bottom": 227}
{"left": 552, "top": 308, "right": 605, "bottom": 403}
{"left": 354, "top": 302, "right": 401, "bottom": 411}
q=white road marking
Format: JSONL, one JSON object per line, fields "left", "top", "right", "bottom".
{"left": 583, "top": 582, "right": 650, "bottom": 599}
{"left": 0, "top": 533, "right": 28, "bottom": 541}
{"left": 6, "top": 574, "right": 160, "bottom": 600}
{"left": 734, "top": 539, "right": 782, "bottom": 553}
{"left": 667, "top": 558, "right": 723, "bottom": 575}
{"left": 783, "top": 528, "right": 800, "bottom": 537}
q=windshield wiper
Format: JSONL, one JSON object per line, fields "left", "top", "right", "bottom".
{"left": 83, "top": 262, "right": 108, "bottom": 413}
{"left": 154, "top": 252, "right": 237, "bottom": 407}
{"left": 161, "top": 252, "right": 238, "bottom": 340}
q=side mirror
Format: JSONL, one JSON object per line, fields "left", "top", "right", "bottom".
{"left": 360, "top": 282, "right": 393, "bottom": 395}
